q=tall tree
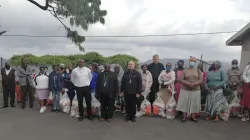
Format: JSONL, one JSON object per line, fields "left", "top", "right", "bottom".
{"left": 27, "top": 0, "right": 107, "bottom": 51}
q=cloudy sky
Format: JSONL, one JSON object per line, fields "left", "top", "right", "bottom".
{"left": 0, "top": 0, "right": 249, "bottom": 62}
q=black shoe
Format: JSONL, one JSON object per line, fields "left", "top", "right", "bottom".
{"left": 3, "top": 105, "right": 8, "bottom": 108}
{"left": 131, "top": 118, "right": 136, "bottom": 122}
{"left": 87, "top": 116, "right": 93, "bottom": 121}
{"left": 11, "top": 105, "right": 16, "bottom": 108}
{"left": 29, "top": 106, "right": 33, "bottom": 108}
{"left": 51, "top": 109, "right": 56, "bottom": 112}
{"left": 56, "top": 109, "right": 60, "bottom": 112}
{"left": 21, "top": 106, "right": 25, "bottom": 109}
{"left": 124, "top": 117, "right": 129, "bottom": 122}
{"left": 78, "top": 116, "right": 84, "bottom": 121}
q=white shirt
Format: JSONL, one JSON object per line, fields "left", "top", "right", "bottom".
{"left": 71, "top": 66, "right": 92, "bottom": 87}
{"left": 34, "top": 74, "right": 49, "bottom": 89}
{"left": 243, "top": 65, "right": 250, "bottom": 83}
{"left": 5, "top": 68, "right": 19, "bottom": 82}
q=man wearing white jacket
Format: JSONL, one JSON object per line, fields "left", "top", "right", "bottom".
{"left": 34, "top": 66, "right": 49, "bottom": 113}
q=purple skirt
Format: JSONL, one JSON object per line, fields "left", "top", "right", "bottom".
{"left": 36, "top": 89, "right": 49, "bottom": 100}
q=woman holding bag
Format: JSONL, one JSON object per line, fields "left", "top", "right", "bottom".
{"left": 157, "top": 63, "right": 175, "bottom": 110}
{"left": 176, "top": 57, "right": 202, "bottom": 123}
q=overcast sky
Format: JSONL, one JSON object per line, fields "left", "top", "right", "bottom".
{"left": 0, "top": 0, "right": 249, "bottom": 62}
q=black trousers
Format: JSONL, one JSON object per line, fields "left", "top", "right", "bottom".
{"left": 100, "top": 94, "right": 115, "bottom": 119}
{"left": 3, "top": 85, "right": 15, "bottom": 106}
{"left": 75, "top": 86, "right": 92, "bottom": 117}
{"left": 21, "top": 86, "right": 33, "bottom": 107}
{"left": 148, "top": 79, "right": 159, "bottom": 104}
{"left": 124, "top": 94, "right": 136, "bottom": 119}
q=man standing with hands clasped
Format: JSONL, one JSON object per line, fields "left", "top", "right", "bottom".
{"left": 96, "top": 64, "right": 119, "bottom": 122}
{"left": 121, "top": 61, "right": 142, "bottom": 122}
{"left": 71, "top": 59, "right": 93, "bottom": 121}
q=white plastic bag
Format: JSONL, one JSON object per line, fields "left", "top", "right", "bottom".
{"left": 166, "top": 95, "right": 177, "bottom": 119}
{"left": 136, "top": 91, "right": 151, "bottom": 117}
{"left": 70, "top": 96, "right": 79, "bottom": 117}
{"left": 152, "top": 92, "right": 166, "bottom": 117}
{"left": 47, "top": 92, "right": 53, "bottom": 105}
{"left": 59, "top": 92, "right": 70, "bottom": 113}
{"left": 91, "top": 94, "right": 101, "bottom": 116}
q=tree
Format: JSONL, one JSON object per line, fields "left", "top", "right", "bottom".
{"left": 27, "top": 0, "right": 107, "bottom": 51}
{"left": 8, "top": 52, "right": 139, "bottom": 69}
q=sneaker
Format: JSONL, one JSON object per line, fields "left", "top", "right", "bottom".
{"left": 40, "top": 107, "right": 45, "bottom": 113}
{"left": 241, "top": 117, "right": 249, "bottom": 122}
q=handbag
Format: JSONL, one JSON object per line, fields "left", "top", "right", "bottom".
{"left": 220, "top": 71, "right": 233, "bottom": 96}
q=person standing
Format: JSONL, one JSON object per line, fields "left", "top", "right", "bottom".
{"left": 89, "top": 64, "right": 98, "bottom": 96}
{"left": 227, "top": 59, "right": 242, "bottom": 117}
{"left": 96, "top": 64, "right": 119, "bottom": 122}
{"left": 137, "top": 64, "right": 152, "bottom": 110}
{"left": 176, "top": 57, "right": 202, "bottom": 123}
{"left": 205, "top": 60, "right": 228, "bottom": 122}
{"left": 65, "top": 63, "right": 75, "bottom": 107}
{"left": 17, "top": 57, "right": 34, "bottom": 109}
{"left": 241, "top": 63, "right": 250, "bottom": 121}
{"left": 34, "top": 66, "right": 49, "bottom": 113}
{"left": 1, "top": 62, "right": 19, "bottom": 108}
{"left": 71, "top": 59, "right": 93, "bottom": 121}
{"left": 114, "top": 64, "right": 124, "bottom": 112}
{"left": 121, "top": 61, "right": 142, "bottom": 122}
{"left": 147, "top": 54, "right": 165, "bottom": 106}
{"left": 174, "top": 60, "right": 185, "bottom": 102}
{"left": 49, "top": 65, "right": 63, "bottom": 112}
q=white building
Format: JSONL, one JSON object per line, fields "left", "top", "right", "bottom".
{"left": 226, "top": 23, "right": 250, "bottom": 70}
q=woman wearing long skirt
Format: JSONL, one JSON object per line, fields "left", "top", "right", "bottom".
{"left": 34, "top": 66, "right": 49, "bottom": 113}
{"left": 158, "top": 63, "right": 175, "bottom": 106}
{"left": 240, "top": 64, "right": 250, "bottom": 121}
{"left": 176, "top": 57, "right": 202, "bottom": 123}
{"left": 205, "top": 60, "right": 228, "bottom": 122}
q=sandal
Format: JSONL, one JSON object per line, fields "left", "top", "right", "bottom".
{"left": 181, "top": 119, "right": 187, "bottom": 123}
{"left": 191, "top": 117, "right": 198, "bottom": 123}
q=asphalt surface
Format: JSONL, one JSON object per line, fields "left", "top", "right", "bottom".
{"left": 0, "top": 100, "right": 250, "bottom": 140}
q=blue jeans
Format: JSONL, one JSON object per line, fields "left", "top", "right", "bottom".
{"left": 52, "top": 89, "right": 60, "bottom": 109}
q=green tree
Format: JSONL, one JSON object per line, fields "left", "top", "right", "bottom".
{"left": 9, "top": 52, "right": 139, "bottom": 68}
{"left": 27, "top": 0, "right": 107, "bottom": 51}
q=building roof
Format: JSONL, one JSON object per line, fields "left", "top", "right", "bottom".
{"left": 226, "top": 22, "right": 250, "bottom": 46}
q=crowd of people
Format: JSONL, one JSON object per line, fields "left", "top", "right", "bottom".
{"left": 1, "top": 55, "right": 250, "bottom": 123}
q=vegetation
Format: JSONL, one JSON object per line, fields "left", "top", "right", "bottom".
{"left": 9, "top": 52, "right": 139, "bottom": 69}
{"left": 27, "top": 0, "right": 107, "bottom": 51}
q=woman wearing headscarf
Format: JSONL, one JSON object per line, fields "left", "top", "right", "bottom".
{"left": 158, "top": 63, "right": 175, "bottom": 108}
{"left": 34, "top": 66, "right": 49, "bottom": 113}
{"left": 176, "top": 57, "right": 202, "bottom": 123}
{"left": 227, "top": 59, "right": 242, "bottom": 117}
{"left": 205, "top": 60, "right": 228, "bottom": 122}
{"left": 240, "top": 62, "right": 250, "bottom": 121}
{"left": 174, "top": 60, "right": 185, "bottom": 102}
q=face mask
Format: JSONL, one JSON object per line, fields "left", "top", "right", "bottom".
{"left": 232, "top": 65, "right": 237, "bottom": 68}
{"left": 189, "top": 62, "right": 196, "bottom": 68}
{"left": 166, "top": 66, "right": 171, "bottom": 71}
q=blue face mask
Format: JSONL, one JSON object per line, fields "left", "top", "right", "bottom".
{"left": 232, "top": 64, "right": 237, "bottom": 68}
{"left": 189, "top": 62, "right": 196, "bottom": 68}
{"left": 166, "top": 66, "right": 171, "bottom": 71}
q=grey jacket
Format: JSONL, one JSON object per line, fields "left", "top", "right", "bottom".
{"left": 17, "top": 65, "right": 33, "bottom": 86}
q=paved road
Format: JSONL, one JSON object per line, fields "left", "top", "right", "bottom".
{"left": 0, "top": 102, "right": 250, "bottom": 140}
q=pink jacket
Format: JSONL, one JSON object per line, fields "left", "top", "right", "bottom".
{"left": 141, "top": 70, "right": 153, "bottom": 92}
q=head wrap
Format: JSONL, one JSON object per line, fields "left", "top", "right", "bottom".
{"left": 189, "top": 57, "right": 197, "bottom": 62}
{"left": 59, "top": 63, "right": 65, "bottom": 67}
{"left": 213, "top": 60, "right": 222, "bottom": 68}
{"left": 166, "top": 62, "right": 172, "bottom": 67}
{"left": 178, "top": 60, "right": 184, "bottom": 64}
{"left": 99, "top": 65, "right": 104, "bottom": 70}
